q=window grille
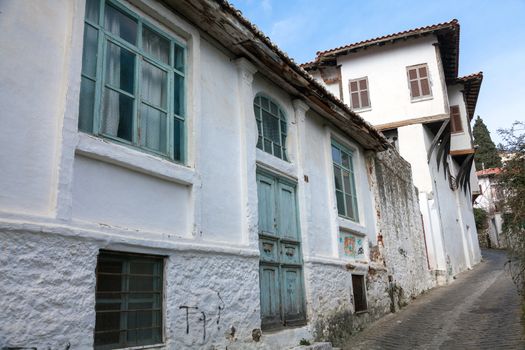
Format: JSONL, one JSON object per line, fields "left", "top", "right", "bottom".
{"left": 95, "top": 250, "right": 163, "bottom": 349}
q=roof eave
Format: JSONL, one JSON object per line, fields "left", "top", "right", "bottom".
{"left": 161, "top": 0, "right": 388, "bottom": 151}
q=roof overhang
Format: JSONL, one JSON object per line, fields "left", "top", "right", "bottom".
{"left": 160, "top": 0, "right": 388, "bottom": 151}
{"left": 303, "top": 20, "right": 460, "bottom": 82}
{"left": 453, "top": 72, "right": 483, "bottom": 120}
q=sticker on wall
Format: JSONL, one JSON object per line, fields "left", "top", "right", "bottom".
{"left": 339, "top": 231, "right": 366, "bottom": 259}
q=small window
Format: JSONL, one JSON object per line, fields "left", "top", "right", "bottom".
{"left": 450, "top": 105, "right": 463, "bottom": 133}
{"left": 352, "top": 274, "right": 368, "bottom": 313}
{"left": 349, "top": 77, "right": 370, "bottom": 110}
{"left": 331, "top": 140, "right": 359, "bottom": 221}
{"left": 79, "top": 0, "right": 186, "bottom": 162}
{"left": 95, "top": 251, "right": 163, "bottom": 349}
{"left": 407, "top": 64, "right": 432, "bottom": 100}
{"left": 254, "top": 95, "right": 288, "bottom": 160}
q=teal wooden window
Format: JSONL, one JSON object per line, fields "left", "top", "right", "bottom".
{"left": 79, "top": 0, "right": 186, "bottom": 162}
{"left": 254, "top": 95, "right": 288, "bottom": 161}
{"left": 95, "top": 250, "right": 164, "bottom": 349}
{"left": 257, "top": 171, "right": 305, "bottom": 329}
{"left": 331, "top": 140, "right": 359, "bottom": 221}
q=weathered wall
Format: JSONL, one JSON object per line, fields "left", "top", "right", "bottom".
{"left": 0, "top": 229, "right": 263, "bottom": 350}
{"left": 372, "top": 147, "right": 434, "bottom": 302}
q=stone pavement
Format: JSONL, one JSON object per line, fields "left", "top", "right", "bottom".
{"left": 345, "top": 249, "right": 525, "bottom": 350}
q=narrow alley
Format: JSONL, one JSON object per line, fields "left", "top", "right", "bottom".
{"left": 346, "top": 250, "right": 525, "bottom": 350}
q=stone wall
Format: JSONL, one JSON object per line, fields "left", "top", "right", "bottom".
{"left": 0, "top": 229, "right": 263, "bottom": 350}
{"left": 370, "top": 147, "right": 434, "bottom": 309}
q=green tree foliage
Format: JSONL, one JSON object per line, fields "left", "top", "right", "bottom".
{"left": 473, "top": 116, "right": 503, "bottom": 170}
{"left": 474, "top": 207, "right": 488, "bottom": 231}
{"left": 498, "top": 121, "right": 525, "bottom": 295}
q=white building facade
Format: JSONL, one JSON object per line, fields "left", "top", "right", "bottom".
{"left": 0, "top": 1, "right": 435, "bottom": 349}
{"left": 304, "top": 20, "right": 483, "bottom": 281}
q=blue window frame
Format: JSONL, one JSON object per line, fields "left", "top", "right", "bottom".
{"left": 331, "top": 140, "right": 359, "bottom": 221}
{"left": 254, "top": 95, "right": 288, "bottom": 161}
{"left": 79, "top": 0, "right": 186, "bottom": 162}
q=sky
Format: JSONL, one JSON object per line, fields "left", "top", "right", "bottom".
{"left": 229, "top": 0, "right": 525, "bottom": 144}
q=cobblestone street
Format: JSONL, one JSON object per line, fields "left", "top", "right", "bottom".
{"left": 346, "top": 249, "right": 525, "bottom": 350}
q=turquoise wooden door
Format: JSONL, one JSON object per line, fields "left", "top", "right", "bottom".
{"left": 257, "top": 171, "right": 305, "bottom": 329}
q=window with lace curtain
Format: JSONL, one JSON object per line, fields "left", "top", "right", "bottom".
{"left": 254, "top": 95, "right": 288, "bottom": 161}
{"left": 79, "top": 0, "right": 186, "bottom": 162}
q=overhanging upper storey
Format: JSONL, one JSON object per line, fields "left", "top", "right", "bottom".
{"left": 453, "top": 72, "right": 483, "bottom": 120}
{"left": 161, "top": 0, "right": 388, "bottom": 151}
{"left": 303, "top": 19, "right": 460, "bottom": 83}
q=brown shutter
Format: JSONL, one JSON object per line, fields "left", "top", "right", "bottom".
{"left": 360, "top": 91, "right": 369, "bottom": 108}
{"left": 351, "top": 92, "right": 360, "bottom": 109}
{"left": 408, "top": 68, "right": 417, "bottom": 80}
{"left": 418, "top": 66, "right": 428, "bottom": 78}
{"left": 358, "top": 79, "right": 367, "bottom": 90}
{"left": 450, "top": 105, "right": 463, "bottom": 133}
{"left": 350, "top": 81, "right": 358, "bottom": 92}
{"left": 410, "top": 80, "right": 420, "bottom": 98}
{"left": 420, "top": 78, "right": 430, "bottom": 96}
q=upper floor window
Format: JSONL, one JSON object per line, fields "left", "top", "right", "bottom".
{"left": 450, "top": 105, "right": 463, "bottom": 133}
{"left": 254, "top": 95, "right": 288, "bottom": 161}
{"left": 331, "top": 140, "right": 359, "bottom": 221}
{"left": 349, "top": 77, "right": 370, "bottom": 110}
{"left": 79, "top": 0, "right": 186, "bottom": 162}
{"left": 407, "top": 64, "right": 431, "bottom": 100}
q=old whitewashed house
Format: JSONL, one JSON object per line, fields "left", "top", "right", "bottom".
{"left": 304, "top": 20, "right": 483, "bottom": 282}
{"left": 0, "top": 1, "right": 480, "bottom": 349}
{"left": 474, "top": 167, "right": 506, "bottom": 248}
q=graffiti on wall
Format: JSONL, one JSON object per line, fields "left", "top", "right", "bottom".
{"left": 340, "top": 231, "right": 366, "bottom": 259}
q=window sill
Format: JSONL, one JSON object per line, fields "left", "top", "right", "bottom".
{"left": 410, "top": 96, "right": 433, "bottom": 103}
{"left": 112, "top": 343, "right": 165, "bottom": 350}
{"left": 353, "top": 107, "right": 372, "bottom": 113}
{"left": 451, "top": 131, "right": 465, "bottom": 136}
{"left": 338, "top": 216, "right": 367, "bottom": 236}
{"left": 76, "top": 133, "right": 198, "bottom": 186}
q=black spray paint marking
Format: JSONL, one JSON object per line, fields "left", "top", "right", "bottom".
{"left": 199, "top": 311, "right": 207, "bottom": 341}
{"left": 216, "top": 291, "right": 225, "bottom": 329}
{"left": 179, "top": 305, "right": 198, "bottom": 334}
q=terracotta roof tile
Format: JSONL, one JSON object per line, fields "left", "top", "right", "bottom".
{"left": 303, "top": 19, "right": 460, "bottom": 81}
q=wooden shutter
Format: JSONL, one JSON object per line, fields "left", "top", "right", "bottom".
{"left": 450, "top": 105, "right": 463, "bottom": 133}
{"left": 257, "top": 174, "right": 277, "bottom": 235}
{"left": 282, "top": 267, "right": 305, "bottom": 324}
{"left": 408, "top": 67, "right": 420, "bottom": 98}
{"left": 349, "top": 80, "right": 360, "bottom": 109}
{"left": 278, "top": 183, "right": 298, "bottom": 240}
{"left": 259, "top": 265, "right": 281, "bottom": 326}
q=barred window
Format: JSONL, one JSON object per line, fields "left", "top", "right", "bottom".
{"left": 254, "top": 95, "right": 288, "bottom": 161}
{"left": 79, "top": 0, "right": 186, "bottom": 162}
{"left": 95, "top": 251, "right": 163, "bottom": 349}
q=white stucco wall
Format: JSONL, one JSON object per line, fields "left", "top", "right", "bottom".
{"left": 0, "top": 0, "right": 74, "bottom": 216}
{"left": 0, "top": 0, "right": 442, "bottom": 349}
{"left": 337, "top": 37, "right": 448, "bottom": 126}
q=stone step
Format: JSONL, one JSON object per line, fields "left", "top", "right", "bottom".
{"left": 290, "top": 342, "right": 335, "bottom": 350}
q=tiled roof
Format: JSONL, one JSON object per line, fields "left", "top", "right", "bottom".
{"left": 303, "top": 19, "right": 460, "bottom": 81}
{"left": 476, "top": 168, "right": 501, "bottom": 176}
{"left": 454, "top": 72, "right": 483, "bottom": 120}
